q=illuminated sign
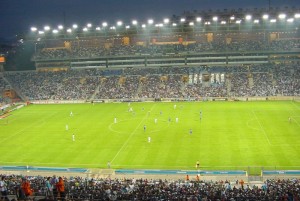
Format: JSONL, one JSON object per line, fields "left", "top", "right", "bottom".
{"left": 0, "top": 56, "right": 5, "bottom": 63}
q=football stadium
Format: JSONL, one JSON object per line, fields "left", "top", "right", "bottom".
{"left": 0, "top": 5, "right": 300, "bottom": 201}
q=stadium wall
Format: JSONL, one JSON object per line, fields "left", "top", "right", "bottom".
{"left": 28, "top": 96, "right": 298, "bottom": 104}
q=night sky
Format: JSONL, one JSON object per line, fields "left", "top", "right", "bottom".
{"left": 1, "top": 0, "right": 299, "bottom": 39}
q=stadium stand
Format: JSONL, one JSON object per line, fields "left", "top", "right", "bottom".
{"left": 1, "top": 8, "right": 300, "bottom": 201}
{"left": 3, "top": 64, "right": 300, "bottom": 101}
{"left": 0, "top": 173, "right": 300, "bottom": 200}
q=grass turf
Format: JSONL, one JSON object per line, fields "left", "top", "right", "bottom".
{"left": 0, "top": 101, "right": 300, "bottom": 172}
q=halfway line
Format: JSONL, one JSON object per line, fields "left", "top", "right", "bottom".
{"left": 110, "top": 104, "right": 156, "bottom": 164}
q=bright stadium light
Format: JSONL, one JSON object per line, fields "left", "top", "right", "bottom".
{"left": 110, "top": 26, "right": 116, "bottom": 30}
{"left": 236, "top": 20, "right": 241, "bottom": 24}
{"left": 278, "top": 13, "right": 286, "bottom": 19}
{"left": 295, "top": 13, "right": 300, "bottom": 18}
{"left": 230, "top": 16, "right": 235, "bottom": 20}
{"left": 172, "top": 23, "right": 177, "bottom": 26}
{"left": 31, "top": 27, "right": 37, "bottom": 32}
{"left": 189, "top": 22, "right": 194, "bottom": 26}
{"left": 270, "top": 19, "right": 276, "bottom": 23}
{"left": 117, "top": 21, "right": 123, "bottom": 26}
{"left": 205, "top": 21, "right": 211, "bottom": 25}
{"left": 262, "top": 14, "right": 269, "bottom": 20}
{"left": 180, "top": 18, "right": 185, "bottom": 22}
{"left": 132, "top": 20, "right": 138, "bottom": 25}
{"left": 245, "top": 15, "right": 252, "bottom": 20}
{"left": 163, "top": 18, "right": 169, "bottom": 24}
{"left": 83, "top": 27, "right": 88, "bottom": 32}
{"left": 44, "top": 26, "right": 50, "bottom": 31}
{"left": 158, "top": 23, "right": 163, "bottom": 27}
{"left": 125, "top": 25, "right": 130, "bottom": 29}
{"left": 96, "top": 27, "right": 101, "bottom": 30}
{"left": 212, "top": 16, "right": 218, "bottom": 21}
{"left": 67, "top": 28, "right": 72, "bottom": 33}
{"left": 52, "top": 29, "right": 58, "bottom": 34}
{"left": 196, "top": 17, "right": 201, "bottom": 22}
{"left": 58, "top": 25, "right": 63, "bottom": 30}
{"left": 141, "top": 24, "right": 146, "bottom": 28}
{"left": 221, "top": 21, "right": 226, "bottom": 24}
{"left": 38, "top": 31, "right": 44, "bottom": 34}
{"left": 72, "top": 24, "right": 78, "bottom": 29}
{"left": 102, "top": 22, "right": 108, "bottom": 27}
{"left": 287, "top": 18, "right": 294, "bottom": 23}
{"left": 87, "top": 23, "right": 92, "bottom": 28}
{"left": 148, "top": 19, "right": 154, "bottom": 24}
{"left": 254, "top": 19, "right": 260, "bottom": 24}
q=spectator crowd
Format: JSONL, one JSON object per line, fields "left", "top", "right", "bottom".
{"left": 1, "top": 174, "right": 300, "bottom": 201}
{"left": 2, "top": 64, "right": 299, "bottom": 102}
{"left": 33, "top": 39, "right": 300, "bottom": 60}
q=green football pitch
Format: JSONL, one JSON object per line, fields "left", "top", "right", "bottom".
{"left": 0, "top": 101, "right": 300, "bottom": 172}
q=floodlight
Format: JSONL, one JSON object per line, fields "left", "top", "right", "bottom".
{"left": 44, "top": 26, "right": 50, "bottom": 31}
{"left": 52, "top": 29, "right": 58, "bottom": 34}
{"left": 87, "top": 23, "right": 92, "bottom": 28}
{"left": 72, "top": 24, "right": 78, "bottom": 29}
{"left": 148, "top": 19, "right": 154, "bottom": 24}
{"left": 102, "top": 22, "right": 108, "bottom": 27}
{"left": 295, "top": 13, "right": 300, "bottom": 18}
{"left": 67, "top": 28, "right": 72, "bottom": 33}
{"left": 142, "top": 24, "right": 146, "bottom": 28}
{"left": 117, "top": 21, "right": 123, "bottom": 26}
{"left": 205, "top": 21, "right": 211, "bottom": 25}
{"left": 132, "top": 20, "right": 138, "bottom": 25}
{"left": 270, "top": 19, "right": 276, "bottom": 23}
{"left": 262, "top": 14, "right": 269, "bottom": 20}
{"left": 236, "top": 20, "right": 241, "bottom": 24}
{"left": 38, "top": 31, "right": 44, "bottom": 34}
{"left": 230, "top": 16, "right": 235, "bottom": 20}
{"left": 189, "top": 22, "right": 194, "bottom": 26}
{"left": 96, "top": 27, "right": 101, "bottom": 30}
{"left": 196, "top": 17, "right": 201, "bottom": 22}
{"left": 158, "top": 23, "right": 163, "bottom": 27}
{"left": 278, "top": 14, "right": 286, "bottom": 19}
{"left": 125, "top": 25, "right": 130, "bottom": 29}
{"left": 155, "top": 24, "right": 159, "bottom": 27}
{"left": 180, "top": 18, "right": 185, "bottom": 22}
{"left": 221, "top": 21, "right": 226, "bottom": 24}
{"left": 83, "top": 27, "right": 88, "bottom": 32}
{"left": 212, "top": 16, "right": 218, "bottom": 21}
{"left": 163, "top": 18, "right": 169, "bottom": 24}
{"left": 287, "top": 18, "right": 294, "bottom": 23}
{"left": 31, "top": 27, "right": 37, "bottom": 32}
{"left": 172, "top": 23, "right": 177, "bottom": 26}
{"left": 110, "top": 26, "right": 116, "bottom": 30}
{"left": 58, "top": 25, "right": 63, "bottom": 30}
{"left": 254, "top": 19, "right": 259, "bottom": 24}
{"left": 245, "top": 15, "right": 252, "bottom": 20}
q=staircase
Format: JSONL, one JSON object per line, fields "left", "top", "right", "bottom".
{"left": 1, "top": 74, "right": 28, "bottom": 101}
{"left": 226, "top": 79, "right": 231, "bottom": 97}
{"left": 89, "top": 82, "right": 102, "bottom": 101}
{"left": 180, "top": 83, "right": 187, "bottom": 97}
{"left": 135, "top": 83, "right": 143, "bottom": 98}
{"left": 248, "top": 77, "right": 254, "bottom": 88}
